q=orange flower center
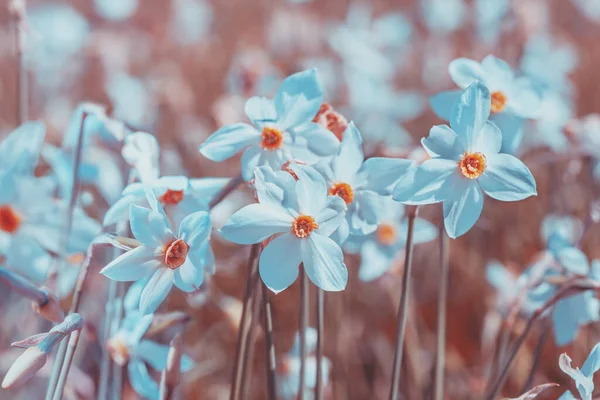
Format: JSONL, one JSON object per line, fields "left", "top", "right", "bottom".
{"left": 160, "top": 189, "right": 184, "bottom": 205}
{"left": 292, "top": 215, "right": 319, "bottom": 238}
{"left": 376, "top": 223, "right": 397, "bottom": 246}
{"left": 261, "top": 127, "right": 284, "bottom": 150}
{"left": 107, "top": 337, "right": 130, "bottom": 366}
{"left": 490, "top": 91, "right": 507, "bottom": 113}
{"left": 329, "top": 183, "right": 354, "bottom": 205}
{"left": 0, "top": 206, "right": 21, "bottom": 234}
{"left": 164, "top": 239, "right": 190, "bottom": 269}
{"left": 459, "top": 152, "right": 487, "bottom": 179}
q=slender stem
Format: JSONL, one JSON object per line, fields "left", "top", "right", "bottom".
{"left": 389, "top": 206, "right": 418, "bottom": 400}
{"left": 434, "top": 225, "right": 449, "bottom": 400}
{"left": 97, "top": 280, "right": 116, "bottom": 400}
{"left": 111, "top": 283, "right": 125, "bottom": 400}
{"left": 0, "top": 267, "right": 48, "bottom": 305}
{"left": 298, "top": 269, "right": 309, "bottom": 400}
{"left": 159, "top": 334, "right": 183, "bottom": 400}
{"left": 11, "top": 0, "right": 26, "bottom": 125}
{"left": 51, "top": 330, "right": 81, "bottom": 400}
{"left": 230, "top": 244, "right": 261, "bottom": 400}
{"left": 209, "top": 175, "right": 244, "bottom": 209}
{"left": 45, "top": 111, "right": 88, "bottom": 400}
{"left": 240, "top": 284, "right": 263, "bottom": 397}
{"left": 262, "top": 284, "right": 277, "bottom": 400}
{"left": 315, "top": 289, "right": 324, "bottom": 400}
{"left": 520, "top": 326, "right": 549, "bottom": 393}
{"left": 485, "top": 280, "right": 600, "bottom": 399}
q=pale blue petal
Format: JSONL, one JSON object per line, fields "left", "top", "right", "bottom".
{"left": 188, "top": 177, "right": 229, "bottom": 205}
{"left": 491, "top": 112, "right": 524, "bottom": 155}
{"left": 130, "top": 205, "right": 176, "bottom": 247}
{"left": 274, "top": 69, "right": 323, "bottom": 130}
{"left": 0, "top": 121, "right": 45, "bottom": 175}
{"left": 430, "top": 90, "right": 461, "bottom": 121}
{"left": 178, "top": 211, "right": 211, "bottom": 249}
{"left": 332, "top": 122, "right": 364, "bottom": 182}
{"left": 330, "top": 219, "right": 350, "bottom": 245}
{"left": 292, "top": 122, "right": 340, "bottom": 157}
{"left": 478, "top": 154, "right": 537, "bottom": 201}
{"left": 128, "top": 360, "right": 159, "bottom": 400}
{"left": 448, "top": 58, "right": 486, "bottom": 88}
{"left": 315, "top": 196, "right": 347, "bottom": 237}
{"left": 486, "top": 261, "right": 516, "bottom": 292}
{"left": 556, "top": 247, "right": 590, "bottom": 275}
{"left": 348, "top": 190, "right": 381, "bottom": 235}
{"left": 100, "top": 246, "right": 161, "bottom": 282}
{"left": 175, "top": 256, "right": 204, "bottom": 290}
{"left": 443, "top": 180, "right": 483, "bottom": 238}
{"left": 392, "top": 160, "right": 459, "bottom": 205}
{"left": 198, "top": 123, "right": 260, "bottom": 162}
{"left": 254, "top": 166, "right": 296, "bottom": 208}
{"left": 582, "top": 342, "right": 600, "bottom": 377}
{"left": 241, "top": 145, "right": 264, "bottom": 181}
{"left": 421, "top": 125, "right": 464, "bottom": 160}
{"left": 412, "top": 218, "right": 438, "bottom": 244}
{"left": 481, "top": 55, "right": 514, "bottom": 89}
{"left": 302, "top": 234, "right": 347, "bottom": 291}
{"left": 450, "top": 82, "right": 491, "bottom": 147}
{"left": 508, "top": 77, "right": 542, "bottom": 119}
{"left": 130, "top": 313, "right": 154, "bottom": 344}
{"left": 291, "top": 164, "right": 328, "bottom": 216}
{"left": 124, "top": 278, "right": 148, "bottom": 312}
{"left": 354, "top": 157, "right": 413, "bottom": 195}
{"left": 259, "top": 233, "right": 302, "bottom": 294}
{"left": 173, "top": 268, "right": 196, "bottom": 293}
{"left": 103, "top": 194, "right": 139, "bottom": 226}
{"left": 558, "top": 391, "right": 577, "bottom": 400}
{"left": 244, "top": 96, "right": 277, "bottom": 128}
{"left": 220, "top": 203, "right": 293, "bottom": 245}
{"left": 472, "top": 121, "right": 502, "bottom": 155}
{"left": 139, "top": 268, "right": 174, "bottom": 315}
{"left": 358, "top": 241, "right": 393, "bottom": 282}
{"left": 135, "top": 340, "right": 184, "bottom": 371}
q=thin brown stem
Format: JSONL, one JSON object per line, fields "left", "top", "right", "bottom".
{"left": 0, "top": 267, "right": 48, "bottom": 306}
{"left": 230, "top": 244, "right": 261, "bottom": 400}
{"left": 434, "top": 226, "right": 449, "bottom": 400}
{"left": 315, "top": 288, "right": 324, "bottom": 400}
{"left": 485, "top": 280, "right": 600, "bottom": 399}
{"left": 298, "top": 269, "right": 309, "bottom": 400}
{"left": 45, "top": 111, "right": 88, "bottom": 400}
{"left": 209, "top": 175, "right": 244, "bottom": 209}
{"left": 51, "top": 330, "right": 81, "bottom": 400}
{"left": 520, "top": 324, "right": 549, "bottom": 393}
{"left": 159, "top": 334, "right": 183, "bottom": 400}
{"left": 262, "top": 284, "right": 277, "bottom": 400}
{"left": 389, "top": 206, "right": 418, "bottom": 400}
{"left": 240, "top": 281, "right": 263, "bottom": 397}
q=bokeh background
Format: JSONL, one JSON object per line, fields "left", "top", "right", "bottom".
{"left": 2, "top": 0, "right": 600, "bottom": 399}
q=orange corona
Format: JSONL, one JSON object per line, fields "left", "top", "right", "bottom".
{"left": 292, "top": 215, "right": 319, "bottom": 238}
{"left": 376, "top": 223, "right": 397, "bottom": 246}
{"left": 164, "top": 239, "right": 190, "bottom": 269}
{"left": 0, "top": 206, "right": 21, "bottom": 234}
{"left": 459, "top": 152, "right": 487, "bottom": 179}
{"left": 490, "top": 91, "right": 507, "bottom": 113}
{"left": 160, "top": 189, "right": 184, "bottom": 205}
{"left": 261, "top": 127, "right": 284, "bottom": 150}
{"left": 329, "top": 183, "right": 354, "bottom": 205}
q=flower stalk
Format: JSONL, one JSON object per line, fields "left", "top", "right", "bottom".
{"left": 389, "top": 206, "right": 418, "bottom": 400}
{"left": 434, "top": 224, "right": 449, "bottom": 400}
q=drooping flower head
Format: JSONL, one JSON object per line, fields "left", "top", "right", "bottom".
{"left": 100, "top": 189, "right": 213, "bottom": 314}
{"left": 394, "top": 81, "right": 537, "bottom": 238}
{"left": 199, "top": 69, "right": 340, "bottom": 181}
{"left": 430, "top": 55, "right": 542, "bottom": 154}
{"left": 220, "top": 164, "right": 348, "bottom": 292}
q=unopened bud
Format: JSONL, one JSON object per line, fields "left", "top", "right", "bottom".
{"left": 2, "top": 347, "right": 47, "bottom": 389}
